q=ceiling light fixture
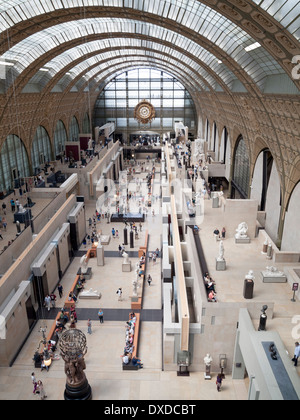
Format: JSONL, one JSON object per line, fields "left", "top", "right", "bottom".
{"left": 245, "top": 42, "right": 261, "bottom": 52}
{"left": 0, "top": 61, "right": 14, "bottom": 66}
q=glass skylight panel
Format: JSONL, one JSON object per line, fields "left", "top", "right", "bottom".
{"left": 4, "top": 17, "right": 234, "bottom": 86}
{"left": 0, "top": 2, "right": 284, "bottom": 91}
{"left": 250, "top": 0, "right": 300, "bottom": 37}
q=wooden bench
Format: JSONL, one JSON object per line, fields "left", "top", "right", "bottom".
{"left": 64, "top": 247, "right": 95, "bottom": 308}
{"left": 138, "top": 230, "right": 149, "bottom": 258}
{"left": 132, "top": 231, "right": 149, "bottom": 310}
{"left": 34, "top": 311, "right": 68, "bottom": 368}
{"left": 64, "top": 274, "right": 81, "bottom": 309}
{"left": 122, "top": 313, "right": 141, "bottom": 371}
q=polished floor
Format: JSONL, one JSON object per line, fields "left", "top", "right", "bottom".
{"left": 0, "top": 161, "right": 299, "bottom": 401}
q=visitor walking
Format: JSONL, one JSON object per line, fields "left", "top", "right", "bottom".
{"left": 216, "top": 374, "right": 223, "bottom": 392}
{"left": 50, "top": 293, "right": 56, "bottom": 308}
{"left": 10, "top": 198, "right": 15, "bottom": 212}
{"left": 292, "top": 342, "right": 300, "bottom": 366}
{"left": 98, "top": 309, "right": 104, "bottom": 324}
{"left": 116, "top": 288, "right": 122, "bottom": 301}
{"left": 147, "top": 274, "right": 152, "bottom": 286}
{"left": 221, "top": 227, "right": 226, "bottom": 239}
{"left": 2, "top": 217, "right": 7, "bottom": 231}
{"left": 118, "top": 244, "right": 122, "bottom": 256}
{"left": 57, "top": 284, "right": 63, "bottom": 299}
{"left": 2, "top": 202, "right": 6, "bottom": 215}
{"left": 44, "top": 295, "right": 51, "bottom": 311}
{"left": 31, "top": 372, "right": 37, "bottom": 394}
{"left": 36, "top": 380, "right": 47, "bottom": 400}
{"left": 87, "top": 319, "right": 92, "bottom": 334}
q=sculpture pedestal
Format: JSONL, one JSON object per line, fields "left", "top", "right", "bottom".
{"left": 122, "top": 262, "right": 131, "bottom": 272}
{"left": 212, "top": 197, "right": 219, "bottom": 208}
{"left": 216, "top": 258, "right": 226, "bottom": 271}
{"left": 64, "top": 379, "right": 92, "bottom": 401}
{"left": 204, "top": 366, "right": 212, "bottom": 380}
{"left": 235, "top": 236, "right": 251, "bottom": 244}
{"left": 97, "top": 245, "right": 104, "bottom": 266}
{"left": 261, "top": 272, "right": 287, "bottom": 283}
{"left": 243, "top": 279, "right": 254, "bottom": 299}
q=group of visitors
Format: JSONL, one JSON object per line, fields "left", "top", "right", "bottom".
{"left": 0, "top": 192, "right": 32, "bottom": 252}
{"left": 148, "top": 248, "right": 160, "bottom": 264}
{"left": 204, "top": 272, "right": 217, "bottom": 302}
{"left": 213, "top": 227, "right": 226, "bottom": 241}
{"left": 111, "top": 227, "right": 119, "bottom": 238}
{"left": 44, "top": 293, "right": 57, "bottom": 311}
{"left": 31, "top": 373, "right": 47, "bottom": 400}
{"left": 121, "top": 313, "right": 143, "bottom": 368}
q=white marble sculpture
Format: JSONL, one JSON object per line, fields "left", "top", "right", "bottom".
{"left": 97, "top": 233, "right": 102, "bottom": 246}
{"left": 79, "top": 288, "right": 101, "bottom": 299}
{"left": 88, "top": 138, "right": 93, "bottom": 150}
{"left": 217, "top": 240, "right": 225, "bottom": 261}
{"left": 204, "top": 353, "right": 213, "bottom": 379}
{"left": 204, "top": 353, "right": 213, "bottom": 367}
{"left": 194, "top": 193, "right": 202, "bottom": 205}
{"left": 122, "top": 251, "right": 129, "bottom": 264}
{"left": 235, "top": 222, "right": 249, "bottom": 239}
{"left": 265, "top": 266, "right": 284, "bottom": 276}
{"left": 194, "top": 139, "right": 205, "bottom": 161}
{"left": 245, "top": 270, "right": 255, "bottom": 281}
{"left": 18, "top": 204, "right": 26, "bottom": 213}
{"left": 80, "top": 254, "right": 88, "bottom": 274}
{"left": 135, "top": 262, "right": 140, "bottom": 273}
{"left": 132, "top": 279, "right": 138, "bottom": 297}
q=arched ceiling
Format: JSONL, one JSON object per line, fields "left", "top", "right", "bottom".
{"left": 0, "top": 0, "right": 299, "bottom": 98}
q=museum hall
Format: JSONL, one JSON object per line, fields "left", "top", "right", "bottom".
{"left": 0, "top": 0, "right": 299, "bottom": 401}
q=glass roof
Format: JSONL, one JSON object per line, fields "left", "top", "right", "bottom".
{"left": 25, "top": 39, "right": 227, "bottom": 91}
{"left": 1, "top": 18, "right": 239, "bottom": 92}
{"left": 0, "top": 1, "right": 291, "bottom": 92}
{"left": 250, "top": 0, "right": 300, "bottom": 40}
{"left": 53, "top": 52, "right": 212, "bottom": 92}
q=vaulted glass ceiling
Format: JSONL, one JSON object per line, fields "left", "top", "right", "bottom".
{"left": 1, "top": 20, "right": 237, "bottom": 91}
{"left": 0, "top": 0, "right": 298, "bottom": 95}
{"left": 250, "top": 0, "right": 300, "bottom": 40}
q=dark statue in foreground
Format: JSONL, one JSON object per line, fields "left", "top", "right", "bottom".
{"left": 59, "top": 328, "right": 92, "bottom": 400}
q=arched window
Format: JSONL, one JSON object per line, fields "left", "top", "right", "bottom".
{"left": 251, "top": 149, "right": 273, "bottom": 211}
{"left": 231, "top": 136, "right": 250, "bottom": 199}
{"left": 0, "top": 135, "right": 30, "bottom": 192}
{"left": 31, "top": 126, "right": 52, "bottom": 173}
{"left": 93, "top": 69, "right": 197, "bottom": 139}
{"left": 82, "top": 113, "right": 91, "bottom": 134}
{"left": 281, "top": 181, "right": 300, "bottom": 252}
{"left": 69, "top": 116, "right": 79, "bottom": 141}
{"left": 54, "top": 120, "right": 67, "bottom": 157}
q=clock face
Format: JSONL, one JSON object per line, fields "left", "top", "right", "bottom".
{"left": 139, "top": 105, "right": 151, "bottom": 119}
{"left": 134, "top": 100, "right": 155, "bottom": 124}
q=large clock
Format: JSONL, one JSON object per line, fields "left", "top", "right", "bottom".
{"left": 134, "top": 100, "right": 156, "bottom": 125}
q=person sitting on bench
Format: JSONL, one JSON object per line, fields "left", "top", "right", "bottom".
{"left": 132, "top": 356, "right": 143, "bottom": 369}
{"left": 122, "top": 353, "right": 131, "bottom": 365}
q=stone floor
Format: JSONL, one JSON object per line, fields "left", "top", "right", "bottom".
{"left": 0, "top": 161, "right": 299, "bottom": 401}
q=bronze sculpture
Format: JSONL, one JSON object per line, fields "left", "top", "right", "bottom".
{"left": 59, "top": 328, "right": 92, "bottom": 400}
